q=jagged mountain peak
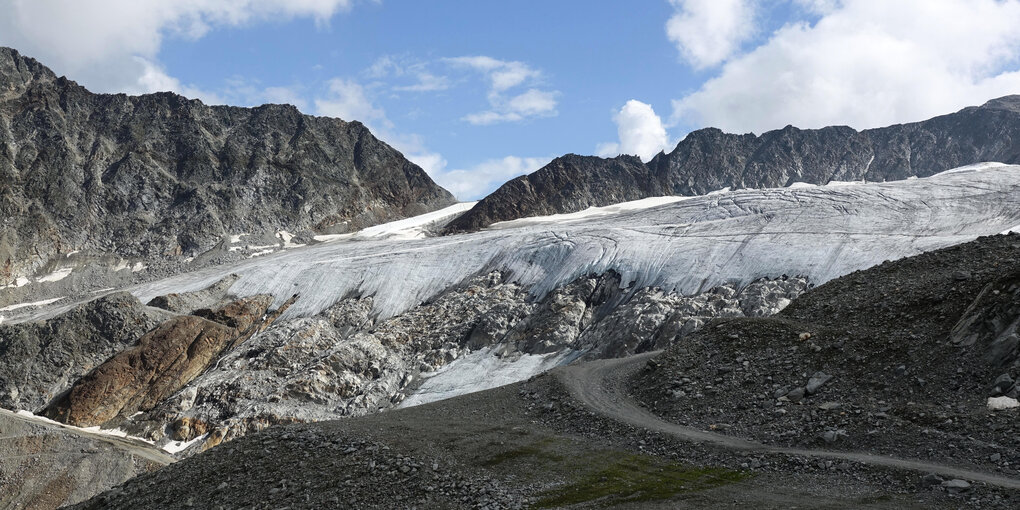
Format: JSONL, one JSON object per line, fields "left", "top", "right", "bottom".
{"left": 0, "top": 46, "right": 455, "bottom": 299}
{"left": 980, "top": 94, "right": 1020, "bottom": 112}
{"left": 0, "top": 46, "right": 58, "bottom": 92}
{"left": 448, "top": 97, "right": 1020, "bottom": 232}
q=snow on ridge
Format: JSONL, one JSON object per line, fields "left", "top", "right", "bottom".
{"left": 314, "top": 202, "right": 478, "bottom": 242}
{"left": 489, "top": 196, "right": 689, "bottom": 229}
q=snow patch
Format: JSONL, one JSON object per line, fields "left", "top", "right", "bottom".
{"left": 37, "top": 268, "right": 73, "bottom": 283}
{"left": 162, "top": 433, "right": 208, "bottom": 454}
{"left": 277, "top": 231, "right": 306, "bottom": 249}
{"left": 131, "top": 262, "right": 147, "bottom": 273}
{"left": 14, "top": 409, "right": 152, "bottom": 444}
{"left": 314, "top": 202, "right": 479, "bottom": 243}
{"left": 987, "top": 396, "right": 1020, "bottom": 410}
{"left": 2, "top": 277, "right": 30, "bottom": 289}
{"left": 935, "top": 161, "right": 1010, "bottom": 175}
{"left": 400, "top": 348, "right": 578, "bottom": 408}
{"left": 0, "top": 297, "right": 64, "bottom": 312}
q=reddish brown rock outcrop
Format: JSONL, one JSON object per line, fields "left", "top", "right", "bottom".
{"left": 44, "top": 294, "right": 297, "bottom": 427}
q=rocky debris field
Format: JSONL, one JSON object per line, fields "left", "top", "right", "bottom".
{"left": 114, "top": 271, "right": 805, "bottom": 450}
{"left": 0, "top": 409, "right": 171, "bottom": 509}
{"left": 632, "top": 233, "right": 1020, "bottom": 495}
{"left": 71, "top": 361, "right": 1004, "bottom": 509}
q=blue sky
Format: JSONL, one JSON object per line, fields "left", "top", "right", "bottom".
{"left": 3, "top": 1, "right": 1020, "bottom": 199}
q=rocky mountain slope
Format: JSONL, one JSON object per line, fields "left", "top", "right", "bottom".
{"left": 71, "top": 237, "right": 1020, "bottom": 510}
{"left": 632, "top": 232, "right": 1020, "bottom": 488}
{"left": 447, "top": 96, "right": 1020, "bottom": 231}
{"left": 2, "top": 164, "right": 1018, "bottom": 459}
{"left": 0, "top": 46, "right": 455, "bottom": 303}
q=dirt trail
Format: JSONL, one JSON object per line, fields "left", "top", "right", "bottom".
{"left": 556, "top": 351, "right": 1020, "bottom": 490}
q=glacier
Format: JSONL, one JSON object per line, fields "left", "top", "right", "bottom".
{"left": 8, "top": 163, "right": 1020, "bottom": 326}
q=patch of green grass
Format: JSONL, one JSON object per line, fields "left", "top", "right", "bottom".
{"left": 534, "top": 454, "right": 748, "bottom": 508}
{"left": 479, "top": 437, "right": 564, "bottom": 467}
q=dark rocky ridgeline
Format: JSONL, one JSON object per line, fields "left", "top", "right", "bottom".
{"left": 444, "top": 154, "right": 655, "bottom": 231}
{"left": 447, "top": 96, "right": 1020, "bottom": 231}
{"left": 0, "top": 46, "right": 455, "bottom": 285}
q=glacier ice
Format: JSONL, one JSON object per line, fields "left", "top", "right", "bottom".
{"left": 11, "top": 164, "right": 1020, "bottom": 325}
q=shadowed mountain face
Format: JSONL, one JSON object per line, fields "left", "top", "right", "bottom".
{"left": 446, "top": 96, "right": 1020, "bottom": 232}
{"left": 0, "top": 47, "right": 455, "bottom": 283}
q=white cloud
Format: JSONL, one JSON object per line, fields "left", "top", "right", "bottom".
{"left": 447, "top": 55, "right": 558, "bottom": 125}
{"left": 375, "top": 127, "right": 551, "bottom": 201}
{"left": 315, "top": 78, "right": 389, "bottom": 126}
{"left": 463, "top": 88, "right": 559, "bottom": 125}
{"left": 666, "top": 0, "right": 757, "bottom": 69}
{"left": 365, "top": 55, "right": 451, "bottom": 92}
{"left": 671, "top": 0, "right": 1020, "bottom": 134}
{"left": 0, "top": 0, "right": 355, "bottom": 95}
{"left": 393, "top": 72, "right": 450, "bottom": 92}
{"left": 597, "top": 100, "right": 672, "bottom": 161}
{"left": 430, "top": 156, "right": 553, "bottom": 200}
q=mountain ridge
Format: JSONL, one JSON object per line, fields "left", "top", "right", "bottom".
{"left": 0, "top": 46, "right": 456, "bottom": 290}
{"left": 447, "top": 95, "right": 1020, "bottom": 232}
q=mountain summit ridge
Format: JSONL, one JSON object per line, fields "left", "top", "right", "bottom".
{"left": 447, "top": 95, "right": 1020, "bottom": 232}
{"left": 0, "top": 46, "right": 455, "bottom": 291}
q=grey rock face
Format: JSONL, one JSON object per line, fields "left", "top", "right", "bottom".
{"left": 0, "top": 47, "right": 455, "bottom": 287}
{"left": 121, "top": 272, "right": 806, "bottom": 450}
{"left": 445, "top": 154, "right": 654, "bottom": 232}
{"left": 0, "top": 292, "right": 172, "bottom": 411}
{"left": 447, "top": 97, "right": 1020, "bottom": 231}
{"left": 145, "top": 274, "right": 241, "bottom": 314}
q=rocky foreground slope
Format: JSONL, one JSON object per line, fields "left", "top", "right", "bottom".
{"left": 633, "top": 232, "right": 1020, "bottom": 472}
{"left": 447, "top": 96, "right": 1020, "bottom": 231}
{"left": 4, "top": 165, "right": 1020, "bottom": 508}
{"left": 0, "top": 47, "right": 454, "bottom": 306}
{"left": 71, "top": 235, "right": 1020, "bottom": 509}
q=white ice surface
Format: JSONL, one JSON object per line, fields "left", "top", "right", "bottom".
{"left": 489, "top": 196, "right": 688, "bottom": 229}
{"left": 10, "top": 164, "right": 1020, "bottom": 325}
{"left": 399, "top": 348, "right": 579, "bottom": 408}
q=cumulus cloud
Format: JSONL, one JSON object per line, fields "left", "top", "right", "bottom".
{"left": 429, "top": 156, "right": 553, "bottom": 200}
{"left": 597, "top": 100, "right": 672, "bottom": 161}
{"left": 671, "top": 0, "right": 1020, "bottom": 133}
{"left": 447, "top": 56, "right": 558, "bottom": 125}
{"left": 314, "top": 78, "right": 389, "bottom": 126}
{"left": 666, "top": 0, "right": 757, "bottom": 68}
{"left": 0, "top": 0, "right": 355, "bottom": 96}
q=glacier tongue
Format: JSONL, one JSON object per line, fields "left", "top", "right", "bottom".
{"left": 114, "top": 163, "right": 1020, "bottom": 321}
